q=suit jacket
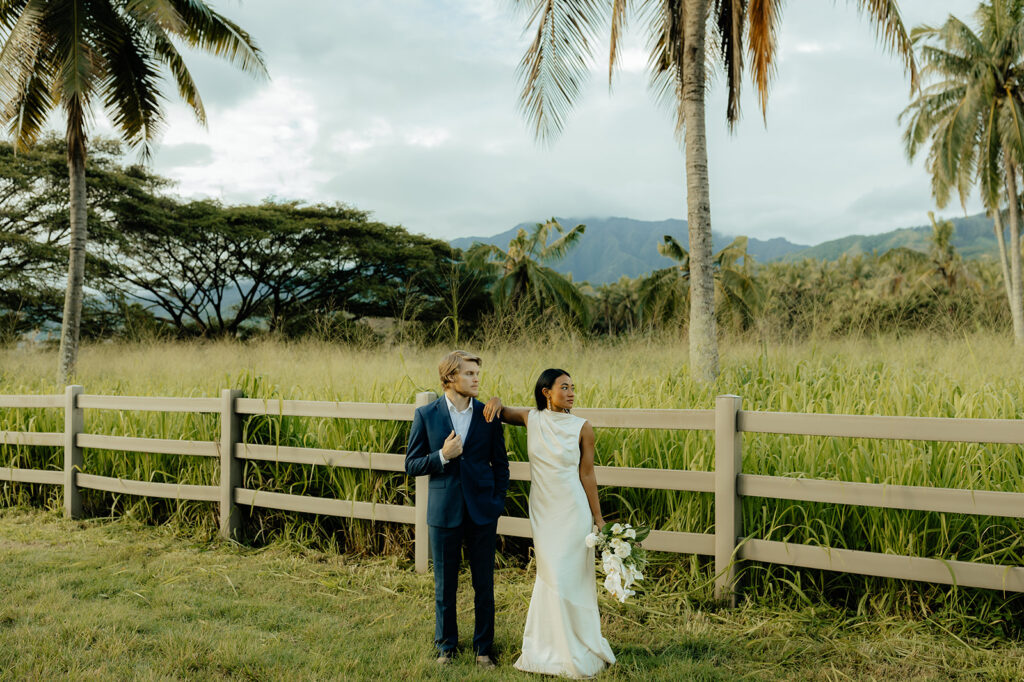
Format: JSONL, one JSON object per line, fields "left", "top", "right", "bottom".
{"left": 405, "top": 396, "right": 510, "bottom": 528}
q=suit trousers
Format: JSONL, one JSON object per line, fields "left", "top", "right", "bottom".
{"left": 429, "top": 509, "right": 498, "bottom": 656}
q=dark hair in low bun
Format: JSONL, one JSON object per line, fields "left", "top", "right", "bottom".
{"left": 534, "top": 368, "right": 570, "bottom": 410}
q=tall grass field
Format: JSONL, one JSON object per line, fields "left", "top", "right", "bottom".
{"left": 2, "top": 333, "right": 1022, "bottom": 639}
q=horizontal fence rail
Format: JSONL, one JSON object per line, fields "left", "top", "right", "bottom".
{"left": 237, "top": 444, "right": 406, "bottom": 471}
{"left": 1, "top": 467, "right": 63, "bottom": 485}
{"left": 76, "top": 474, "right": 219, "bottom": 502}
{"left": 1, "top": 431, "right": 63, "bottom": 447}
{"left": 0, "top": 395, "right": 63, "bottom": 409}
{"left": 741, "top": 539, "right": 1024, "bottom": 593}
{"left": 738, "top": 410, "right": 1024, "bottom": 444}
{"left": 236, "top": 399, "right": 416, "bottom": 420}
{"left": 77, "top": 395, "right": 221, "bottom": 413}
{"left": 77, "top": 434, "right": 220, "bottom": 458}
{"left": 738, "top": 474, "right": 1024, "bottom": 518}
{"left": 1, "top": 388, "right": 1022, "bottom": 604}
{"left": 235, "top": 488, "right": 415, "bottom": 524}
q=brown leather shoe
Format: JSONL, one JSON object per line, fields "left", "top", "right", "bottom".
{"left": 436, "top": 653, "right": 453, "bottom": 665}
{"left": 476, "top": 654, "right": 497, "bottom": 669}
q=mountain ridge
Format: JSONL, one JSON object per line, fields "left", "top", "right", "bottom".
{"left": 450, "top": 214, "right": 998, "bottom": 285}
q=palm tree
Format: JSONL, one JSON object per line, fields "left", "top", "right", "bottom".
{"left": 901, "top": 1, "right": 1024, "bottom": 342}
{"left": 513, "top": 0, "right": 914, "bottom": 380}
{"left": 926, "top": 212, "right": 970, "bottom": 292}
{"left": 468, "top": 218, "right": 590, "bottom": 324}
{"left": 0, "top": 0, "right": 267, "bottom": 382}
{"left": 588, "top": 275, "right": 642, "bottom": 335}
{"left": 640, "top": 234, "right": 762, "bottom": 331}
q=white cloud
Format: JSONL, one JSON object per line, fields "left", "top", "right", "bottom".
{"left": 69, "top": 0, "right": 986, "bottom": 245}
{"left": 154, "top": 77, "right": 327, "bottom": 201}
{"left": 329, "top": 120, "right": 394, "bottom": 155}
{"left": 404, "top": 127, "right": 450, "bottom": 148}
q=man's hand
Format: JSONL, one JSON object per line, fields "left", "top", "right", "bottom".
{"left": 441, "top": 430, "right": 463, "bottom": 460}
{"left": 483, "top": 396, "right": 503, "bottom": 423}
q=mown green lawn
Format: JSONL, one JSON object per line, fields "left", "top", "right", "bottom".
{"left": 0, "top": 507, "right": 1021, "bottom": 681}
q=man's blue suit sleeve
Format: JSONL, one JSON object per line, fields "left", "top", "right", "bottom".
{"left": 406, "top": 407, "right": 442, "bottom": 477}
{"left": 491, "top": 421, "right": 510, "bottom": 496}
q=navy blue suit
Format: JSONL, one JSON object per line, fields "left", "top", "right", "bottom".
{"left": 405, "top": 396, "right": 509, "bottom": 656}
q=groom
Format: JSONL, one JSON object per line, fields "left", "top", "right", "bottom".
{"left": 405, "top": 350, "right": 510, "bottom": 668}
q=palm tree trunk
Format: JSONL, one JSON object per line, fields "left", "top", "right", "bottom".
{"left": 1005, "top": 163, "right": 1024, "bottom": 344}
{"left": 58, "top": 151, "right": 88, "bottom": 384}
{"left": 683, "top": 0, "right": 718, "bottom": 382}
{"left": 991, "top": 208, "right": 1016, "bottom": 327}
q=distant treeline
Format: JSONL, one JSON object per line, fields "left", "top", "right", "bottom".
{"left": 0, "top": 139, "right": 1009, "bottom": 345}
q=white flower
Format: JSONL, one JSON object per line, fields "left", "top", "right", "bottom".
{"left": 624, "top": 528, "right": 636, "bottom": 539}
{"left": 604, "top": 569, "right": 622, "bottom": 597}
{"left": 611, "top": 523, "right": 623, "bottom": 535}
{"left": 584, "top": 532, "right": 600, "bottom": 548}
{"left": 602, "top": 552, "right": 624, "bottom": 576}
{"left": 603, "top": 568, "right": 620, "bottom": 591}
{"left": 603, "top": 568, "right": 635, "bottom": 603}
{"left": 622, "top": 564, "right": 643, "bottom": 589}
{"left": 612, "top": 539, "right": 632, "bottom": 558}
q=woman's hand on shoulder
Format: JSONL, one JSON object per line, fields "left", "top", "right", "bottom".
{"left": 485, "top": 399, "right": 528, "bottom": 426}
{"left": 483, "top": 396, "right": 503, "bottom": 422}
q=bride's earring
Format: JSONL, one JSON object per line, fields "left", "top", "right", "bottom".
{"left": 546, "top": 396, "right": 552, "bottom": 410}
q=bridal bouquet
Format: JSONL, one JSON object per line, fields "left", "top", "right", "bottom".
{"left": 585, "top": 522, "right": 650, "bottom": 603}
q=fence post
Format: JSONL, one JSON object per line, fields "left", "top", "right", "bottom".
{"left": 715, "top": 394, "right": 743, "bottom": 606}
{"left": 219, "top": 388, "right": 243, "bottom": 541}
{"left": 63, "top": 384, "right": 84, "bottom": 519}
{"left": 414, "top": 390, "right": 437, "bottom": 574}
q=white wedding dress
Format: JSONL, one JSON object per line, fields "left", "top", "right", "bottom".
{"left": 514, "top": 409, "right": 615, "bottom": 678}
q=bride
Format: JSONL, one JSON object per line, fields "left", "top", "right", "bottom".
{"left": 487, "top": 368, "right": 615, "bottom": 677}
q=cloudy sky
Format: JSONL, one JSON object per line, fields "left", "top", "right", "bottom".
{"left": 92, "top": 0, "right": 983, "bottom": 246}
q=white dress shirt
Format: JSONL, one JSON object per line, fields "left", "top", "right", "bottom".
{"left": 440, "top": 394, "right": 473, "bottom": 466}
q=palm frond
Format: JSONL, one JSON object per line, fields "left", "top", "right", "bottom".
{"left": 643, "top": 0, "right": 687, "bottom": 139}
{"left": 516, "top": 0, "right": 607, "bottom": 144}
{"left": 1, "top": 44, "right": 55, "bottom": 150}
{"left": 540, "top": 222, "right": 585, "bottom": 263}
{"left": 745, "top": 0, "right": 783, "bottom": 122}
{"left": 169, "top": 0, "right": 267, "bottom": 79}
{"left": 857, "top": 0, "right": 918, "bottom": 89}
{"left": 92, "top": 1, "right": 167, "bottom": 159}
{"left": 534, "top": 264, "right": 590, "bottom": 323}
{"left": 0, "top": 0, "right": 51, "bottom": 149}
{"left": 0, "top": 0, "right": 43, "bottom": 100}
{"left": 657, "top": 234, "right": 688, "bottom": 264}
{"left": 150, "top": 27, "right": 205, "bottom": 125}
{"left": 48, "top": 0, "right": 96, "bottom": 161}
{"left": 713, "top": 0, "right": 746, "bottom": 128}
{"left": 125, "top": 0, "right": 185, "bottom": 33}
{"left": 998, "top": 93, "right": 1024, "bottom": 170}
{"left": 466, "top": 243, "right": 506, "bottom": 269}
{"left": 609, "top": 0, "right": 629, "bottom": 87}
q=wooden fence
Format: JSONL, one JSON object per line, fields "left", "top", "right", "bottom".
{"left": 1, "top": 387, "right": 1023, "bottom": 605}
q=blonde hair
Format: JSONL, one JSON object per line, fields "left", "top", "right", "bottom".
{"left": 438, "top": 350, "right": 481, "bottom": 388}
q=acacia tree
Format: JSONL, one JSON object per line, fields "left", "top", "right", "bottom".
{"left": 513, "top": 0, "right": 914, "bottom": 380}
{"left": 102, "top": 199, "right": 455, "bottom": 337}
{"left": 0, "top": 0, "right": 266, "bottom": 382}
{"left": 0, "top": 135, "right": 168, "bottom": 340}
{"left": 902, "top": 1, "right": 1024, "bottom": 342}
